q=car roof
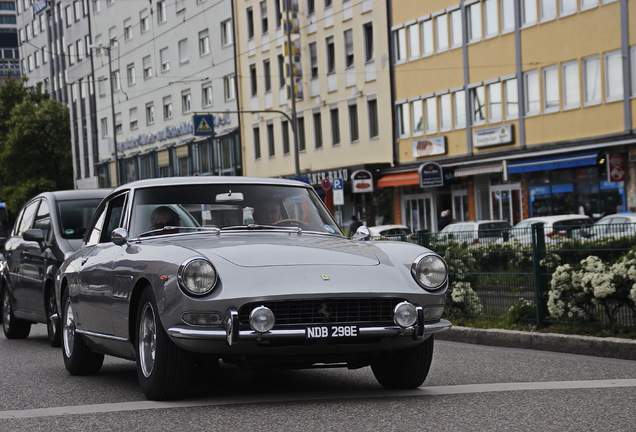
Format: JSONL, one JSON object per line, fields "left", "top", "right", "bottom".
{"left": 515, "top": 214, "right": 592, "bottom": 224}
{"left": 596, "top": 212, "right": 636, "bottom": 221}
{"left": 35, "top": 189, "right": 112, "bottom": 202}
{"left": 112, "top": 176, "right": 310, "bottom": 193}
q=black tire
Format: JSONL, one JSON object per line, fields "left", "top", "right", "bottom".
{"left": 46, "top": 287, "right": 61, "bottom": 347}
{"left": 61, "top": 289, "right": 104, "bottom": 375}
{"left": 2, "top": 288, "right": 32, "bottom": 339}
{"left": 136, "top": 288, "right": 194, "bottom": 401}
{"left": 371, "top": 336, "right": 435, "bottom": 389}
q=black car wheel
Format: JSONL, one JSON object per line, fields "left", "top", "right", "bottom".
{"left": 46, "top": 287, "right": 61, "bottom": 347}
{"left": 371, "top": 336, "right": 435, "bottom": 389}
{"left": 136, "top": 288, "right": 193, "bottom": 401}
{"left": 61, "top": 289, "right": 104, "bottom": 375}
{"left": 2, "top": 288, "right": 32, "bottom": 339}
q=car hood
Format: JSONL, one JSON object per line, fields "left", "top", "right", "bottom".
{"left": 162, "top": 232, "right": 381, "bottom": 267}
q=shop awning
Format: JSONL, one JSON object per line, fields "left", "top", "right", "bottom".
{"left": 454, "top": 163, "right": 503, "bottom": 177}
{"left": 377, "top": 172, "right": 420, "bottom": 188}
{"left": 508, "top": 151, "right": 598, "bottom": 174}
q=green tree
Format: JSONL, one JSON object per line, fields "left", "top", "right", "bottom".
{"left": 0, "top": 78, "right": 72, "bottom": 216}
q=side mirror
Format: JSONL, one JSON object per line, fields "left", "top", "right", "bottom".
{"left": 23, "top": 228, "right": 46, "bottom": 251}
{"left": 112, "top": 227, "right": 129, "bottom": 246}
{"left": 353, "top": 225, "right": 371, "bottom": 241}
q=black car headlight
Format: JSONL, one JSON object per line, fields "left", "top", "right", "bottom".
{"left": 178, "top": 257, "right": 218, "bottom": 296}
{"left": 411, "top": 253, "right": 448, "bottom": 291}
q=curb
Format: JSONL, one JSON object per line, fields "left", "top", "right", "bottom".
{"left": 435, "top": 326, "right": 636, "bottom": 361}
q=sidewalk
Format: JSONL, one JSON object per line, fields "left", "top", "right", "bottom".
{"left": 436, "top": 326, "right": 636, "bottom": 361}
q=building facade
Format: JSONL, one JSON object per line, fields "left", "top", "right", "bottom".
{"left": 1, "top": 0, "right": 19, "bottom": 81}
{"left": 387, "top": 0, "right": 636, "bottom": 232}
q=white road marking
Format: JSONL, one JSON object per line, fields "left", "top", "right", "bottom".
{"left": 1, "top": 379, "right": 635, "bottom": 420}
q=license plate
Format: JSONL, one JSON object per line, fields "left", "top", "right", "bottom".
{"left": 306, "top": 325, "right": 358, "bottom": 339}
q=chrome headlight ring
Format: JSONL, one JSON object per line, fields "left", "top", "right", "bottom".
{"left": 177, "top": 257, "right": 218, "bottom": 296}
{"left": 411, "top": 253, "right": 448, "bottom": 291}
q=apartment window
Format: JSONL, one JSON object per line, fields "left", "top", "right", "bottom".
{"left": 262, "top": 59, "right": 271, "bottom": 92}
{"left": 471, "top": 86, "right": 486, "bottom": 122}
{"left": 454, "top": 90, "right": 466, "bottom": 128}
{"left": 267, "top": 123, "right": 275, "bottom": 157}
{"left": 127, "top": 63, "right": 135, "bottom": 86}
{"left": 298, "top": 116, "right": 306, "bottom": 151}
{"left": 307, "top": 0, "right": 315, "bottom": 16}
{"left": 435, "top": 14, "right": 449, "bottom": 51}
{"left": 425, "top": 97, "right": 437, "bottom": 133}
{"left": 221, "top": 19, "right": 233, "bottom": 46}
{"left": 583, "top": 55, "right": 601, "bottom": 104}
{"left": 394, "top": 28, "right": 406, "bottom": 62}
{"left": 278, "top": 54, "right": 286, "bottom": 88}
{"left": 68, "top": 44, "right": 75, "bottom": 65}
{"left": 326, "top": 37, "right": 336, "bottom": 74}
{"left": 368, "top": 98, "right": 379, "bottom": 138}
{"left": 77, "top": 39, "right": 84, "bottom": 60}
{"left": 129, "top": 108, "right": 138, "bottom": 130}
{"left": 581, "top": 0, "right": 598, "bottom": 9}
{"left": 422, "top": 19, "right": 434, "bottom": 55}
{"left": 562, "top": 61, "right": 580, "bottom": 108}
{"left": 330, "top": 107, "right": 340, "bottom": 146}
{"left": 560, "top": 0, "right": 577, "bottom": 15}
{"left": 605, "top": 50, "right": 623, "bottom": 100}
{"left": 178, "top": 39, "right": 188, "bottom": 64}
{"left": 224, "top": 74, "right": 236, "bottom": 100}
{"left": 112, "top": 69, "right": 120, "bottom": 91}
{"left": 363, "top": 23, "right": 374, "bottom": 62}
{"left": 163, "top": 97, "right": 173, "bottom": 119}
{"left": 439, "top": 93, "right": 452, "bottom": 131}
{"left": 199, "top": 30, "right": 210, "bottom": 55}
{"left": 309, "top": 42, "right": 318, "bottom": 78}
{"left": 140, "top": 11, "right": 149, "bottom": 33}
{"left": 253, "top": 126, "right": 261, "bottom": 160}
{"left": 157, "top": 0, "right": 167, "bottom": 23}
{"left": 501, "top": 0, "right": 515, "bottom": 32}
{"left": 407, "top": 23, "right": 420, "bottom": 60}
{"left": 249, "top": 64, "right": 258, "bottom": 96}
{"left": 468, "top": 3, "right": 482, "bottom": 42}
{"left": 488, "top": 82, "right": 503, "bottom": 122}
{"left": 124, "top": 19, "right": 132, "bottom": 40}
{"left": 143, "top": 55, "right": 152, "bottom": 78}
{"left": 543, "top": 66, "right": 559, "bottom": 111}
{"left": 282, "top": 120, "right": 290, "bottom": 155}
{"left": 247, "top": 7, "right": 254, "bottom": 39}
{"left": 524, "top": 70, "right": 540, "bottom": 114}
{"left": 260, "top": 1, "right": 268, "bottom": 34}
{"left": 522, "top": 0, "right": 537, "bottom": 25}
{"left": 100, "top": 118, "right": 108, "bottom": 137}
{"left": 397, "top": 102, "right": 410, "bottom": 137}
{"left": 313, "top": 111, "right": 323, "bottom": 149}
{"left": 114, "top": 113, "right": 122, "bottom": 134}
{"left": 160, "top": 48, "right": 170, "bottom": 72}
{"left": 484, "top": 0, "right": 499, "bottom": 36}
{"left": 202, "top": 84, "right": 213, "bottom": 107}
{"left": 412, "top": 100, "right": 423, "bottom": 134}
{"left": 540, "top": 0, "right": 557, "bottom": 21}
{"left": 344, "top": 29, "right": 354, "bottom": 67}
{"left": 181, "top": 90, "right": 192, "bottom": 113}
{"left": 504, "top": 78, "right": 519, "bottom": 119}
{"left": 450, "top": 10, "right": 462, "bottom": 48}
{"left": 98, "top": 77, "right": 106, "bottom": 96}
{"left": 349, "top": 103, "right": 359, "bottom": 142}
{"left": 65, "top": 6, "right": 72, "bottom": 26}
{"left": 274, "top": 0, "right": 282, "bottom": 28}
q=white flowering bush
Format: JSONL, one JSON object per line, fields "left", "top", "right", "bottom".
{"left": 446, "top": 281, "right": 483, "bottom": 317}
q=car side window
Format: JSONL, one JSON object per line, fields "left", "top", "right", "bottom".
{"left": 33, "top": 199, "right": 51, "bottom": 241}
{"left": 85, "top": 193, "right": 127, "bottom": 246}
{"left": 16, "top": 199, "right": 39, "bottom": 236}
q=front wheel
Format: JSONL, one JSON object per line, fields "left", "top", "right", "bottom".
{"left": 371, "top": 336, "right": 435, "bottom": 389}
{"left": 61, "top": 289, "right": 104, "bottom": 375}
{"left": 136, "top": 288, "right": 193, "bottom": 400}
{"left": 46, "top": 287, "right": 61, "bottom": 347}
{"left": 2, "top": 288, "right": 32, "bottom": 339}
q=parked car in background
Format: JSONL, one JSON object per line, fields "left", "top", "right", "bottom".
{"left": 55, "top": 177, "right": 451, "bottom": 400}
{"left": 509, "top": 214, "right": 594, "bottom": 244}
{"left": 591, "top": 212, "right": 636, "bottom": 239}
{"left": 368, "top": 224, "right": 417, "bottom": 241}
{"left": 2, "top": 189, "right": 110, "bottom": 346}
{"left": 437, "top": 220, "right": 512, "bottom": 244}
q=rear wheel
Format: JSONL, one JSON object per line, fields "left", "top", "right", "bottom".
{"left": 2, "top": 288, "right": 31, "bottom": 339}
{"left": 136, "top": 288, "right": 194, "bottom": 400}
{"left": 46, "top": 287, "right": 61, "bottom": 347}
{"left": 61, "top": 289, "right": 104, "bottom": 375}
{"left": 371, "top": 336, "right": 435, "bottom": 389}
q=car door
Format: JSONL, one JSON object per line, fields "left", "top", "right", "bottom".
{"left": 75, "top": 193, "right": 127, "bottom": 336}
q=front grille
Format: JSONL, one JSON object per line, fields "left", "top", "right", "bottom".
{"left": 238, "top": 298, "right": 402, "bottom": 326}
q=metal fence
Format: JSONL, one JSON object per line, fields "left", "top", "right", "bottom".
{"left": 372, "top": 222, "right": 636, "bottom": 328}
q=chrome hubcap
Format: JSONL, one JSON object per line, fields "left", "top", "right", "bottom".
{"left": 2, "top": 291, "right": 10, "bottom": 331}
{"left": 139, "top": 303, "right": 157, "bottom": 378}
{"left": 63, "top": 298, "right": 75, "bottom": 358}
{"left": 48, "top": 292, "right": 57, "bottom": 336}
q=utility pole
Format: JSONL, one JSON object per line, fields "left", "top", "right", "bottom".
{"left": 284, "top": 1, "right": 301, "bottom": 177}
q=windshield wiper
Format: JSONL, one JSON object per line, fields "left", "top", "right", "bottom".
{"left": 138, "top": 226, "right": 220, "bottom": 237}
{"left": 221, "top": 224, "right": 302, "bottom": 233}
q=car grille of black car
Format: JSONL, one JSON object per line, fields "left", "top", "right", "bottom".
{"left": 238, "top": 298, "right": 402, "bottom": 326}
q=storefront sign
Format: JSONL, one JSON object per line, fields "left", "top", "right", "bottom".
{"left": 307, "top": 169, "right": 349, "bottom": 186}
{"left": 119, "top": 121, "right": 195, "bottom": 150}
{"left": 473, "top": 124, "right": 514, "bottom": 148}
{"left": 419, "top": 162, "right": 444, "bottom": 187}
{"left": 412, "top": 137, "right": 446, "bottom": 158}
{"left": 351, "top": 170, "right": 374, "bottom": 193}
{"left": 608, "top": 153, "right": 625, "bottom": 182}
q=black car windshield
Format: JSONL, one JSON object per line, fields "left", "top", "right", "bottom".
{"left": 129, "top": 183, "right": 344, "bottom": 237}
{"left": 57, "top": 199, "right": 104, "bottom": 239}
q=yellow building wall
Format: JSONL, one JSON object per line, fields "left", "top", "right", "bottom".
{"left": 391, "top": 0, "right": 456, "bottom": 24}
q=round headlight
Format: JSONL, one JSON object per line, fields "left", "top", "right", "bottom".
{"left": 394, "top": 301, "right": 417, "bottom": 327}
{"left": 178, "top": 258, "right": 218, "bottom": 296}
{"left": 249, "top": 306, "right": 275, "bottom": 333}
{"left": 411, "top": 253, "right": 448, "bottom": 291}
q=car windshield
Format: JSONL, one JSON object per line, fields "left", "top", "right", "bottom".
{"left": 129, "top": 183, "right": 344, "bottom": 237}
{"left": 57, "top": 199, "right": 105, "bottom": 240}
{"left": 478, "top": 222, "right": 512, "bottom": 239}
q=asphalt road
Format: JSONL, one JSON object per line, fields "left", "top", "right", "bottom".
{"left": 1, "top": 325, "right": 635, "bottom": 431}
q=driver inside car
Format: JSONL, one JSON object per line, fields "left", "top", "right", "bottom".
{"left": 252, "top": 199, "right": 282, "bottom": 225}
{"left": 149, "top": 206, "right": 180, "bottom": 231}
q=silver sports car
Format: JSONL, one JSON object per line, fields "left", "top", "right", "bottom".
{"left": 56, "top": 177, "right": 451, "bottom": 400}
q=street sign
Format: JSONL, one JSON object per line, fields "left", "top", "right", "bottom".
{"left": 321, "top": 178, "right": 331, "bottom": 190}
{"left": 332, "top": 178, "right": 344, "bottom": 205}
{"left": 192, "top": 115, "right": 215, "bottom": 136}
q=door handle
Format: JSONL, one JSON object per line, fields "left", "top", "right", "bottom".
{"left": 81, "top": 257, "right": 89, "bottom": 266}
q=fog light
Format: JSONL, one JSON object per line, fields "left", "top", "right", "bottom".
{"left": 249, "top": 306, "right": 275, "bottom": 333}
{"left": 182, "top": 312, "right": 223, "bottom": 326}
{"left": 394, "top": 302, "right": 417, "bottom": 327}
